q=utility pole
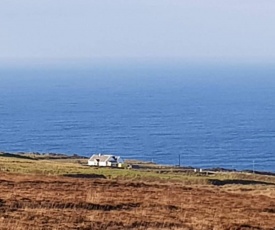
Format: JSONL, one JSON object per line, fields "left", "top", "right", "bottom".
{"left": 253, "top": 160, "right": 255, "bottom": 174}
{"left": 178, "top": 154, "right": 181, "bottom": 167}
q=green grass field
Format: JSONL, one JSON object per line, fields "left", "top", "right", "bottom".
{"left": 1, "top": 153, "right": 275, "bottom": 186}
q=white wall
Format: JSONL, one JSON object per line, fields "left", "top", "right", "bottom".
{"left": 99, "top": 161, "right": 107, "bottom": 167}
{"left": 88, "top": 160, "right": 95, "bottom": 166}
{"left": 88, "top": 160, "right": 107, "bottom": 166}
{"left": 88, "top": 158, "right": 119, "bottom": 167}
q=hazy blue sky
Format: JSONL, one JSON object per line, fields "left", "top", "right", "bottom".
{"left": 1, "top": 0, "right": 275, "bottom": 64}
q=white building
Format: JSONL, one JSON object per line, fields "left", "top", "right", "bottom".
{"left": 88, "top": 154, "right": 124, "bottom": 167}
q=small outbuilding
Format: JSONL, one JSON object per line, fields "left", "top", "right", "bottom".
{"left": 88, "top": 154, "right": 124, "bottom": 167}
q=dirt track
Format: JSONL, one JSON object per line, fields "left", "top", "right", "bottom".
{"left": 0, "top": 173, "right": 274, "bottom": 230}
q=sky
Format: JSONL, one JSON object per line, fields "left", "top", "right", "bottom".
{"left": 0, "top": 0, "right": 275, "bottom": 65}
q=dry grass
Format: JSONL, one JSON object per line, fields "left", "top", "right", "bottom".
{"left": 0, "top": 173, "right": 275, "bottom": 230}
{"left": 0, "top": 155, "right": 275, "bottom": 229}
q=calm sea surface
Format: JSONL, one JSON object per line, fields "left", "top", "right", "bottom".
{"left": 0, "top": 64, "right": 275, "bottom": 172}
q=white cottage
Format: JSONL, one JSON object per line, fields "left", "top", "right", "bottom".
{"left": 88, "top": 154, "right": 124, "bottom": 167}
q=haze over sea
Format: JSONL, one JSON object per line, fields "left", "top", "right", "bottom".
{"left": 1, "top": 62, "right": 275, "bottom": 172}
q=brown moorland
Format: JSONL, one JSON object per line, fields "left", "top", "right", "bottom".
{"left": 0, "top": 153, "right": 275, "bottom": 230}
{"left": 0, "top": 172, "right": 275, "bottom": 230}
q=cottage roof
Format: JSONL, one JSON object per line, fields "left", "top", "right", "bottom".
{"left": 88, "top": 154, "right": 117, "bottom": 162}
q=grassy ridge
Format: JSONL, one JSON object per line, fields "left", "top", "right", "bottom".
{"left": 1, "top": 153, "right": 275, "bottom": 186}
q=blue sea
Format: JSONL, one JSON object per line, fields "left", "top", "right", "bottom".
{"left": 0, "top": 63, "right": 275, "bottom": 172}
